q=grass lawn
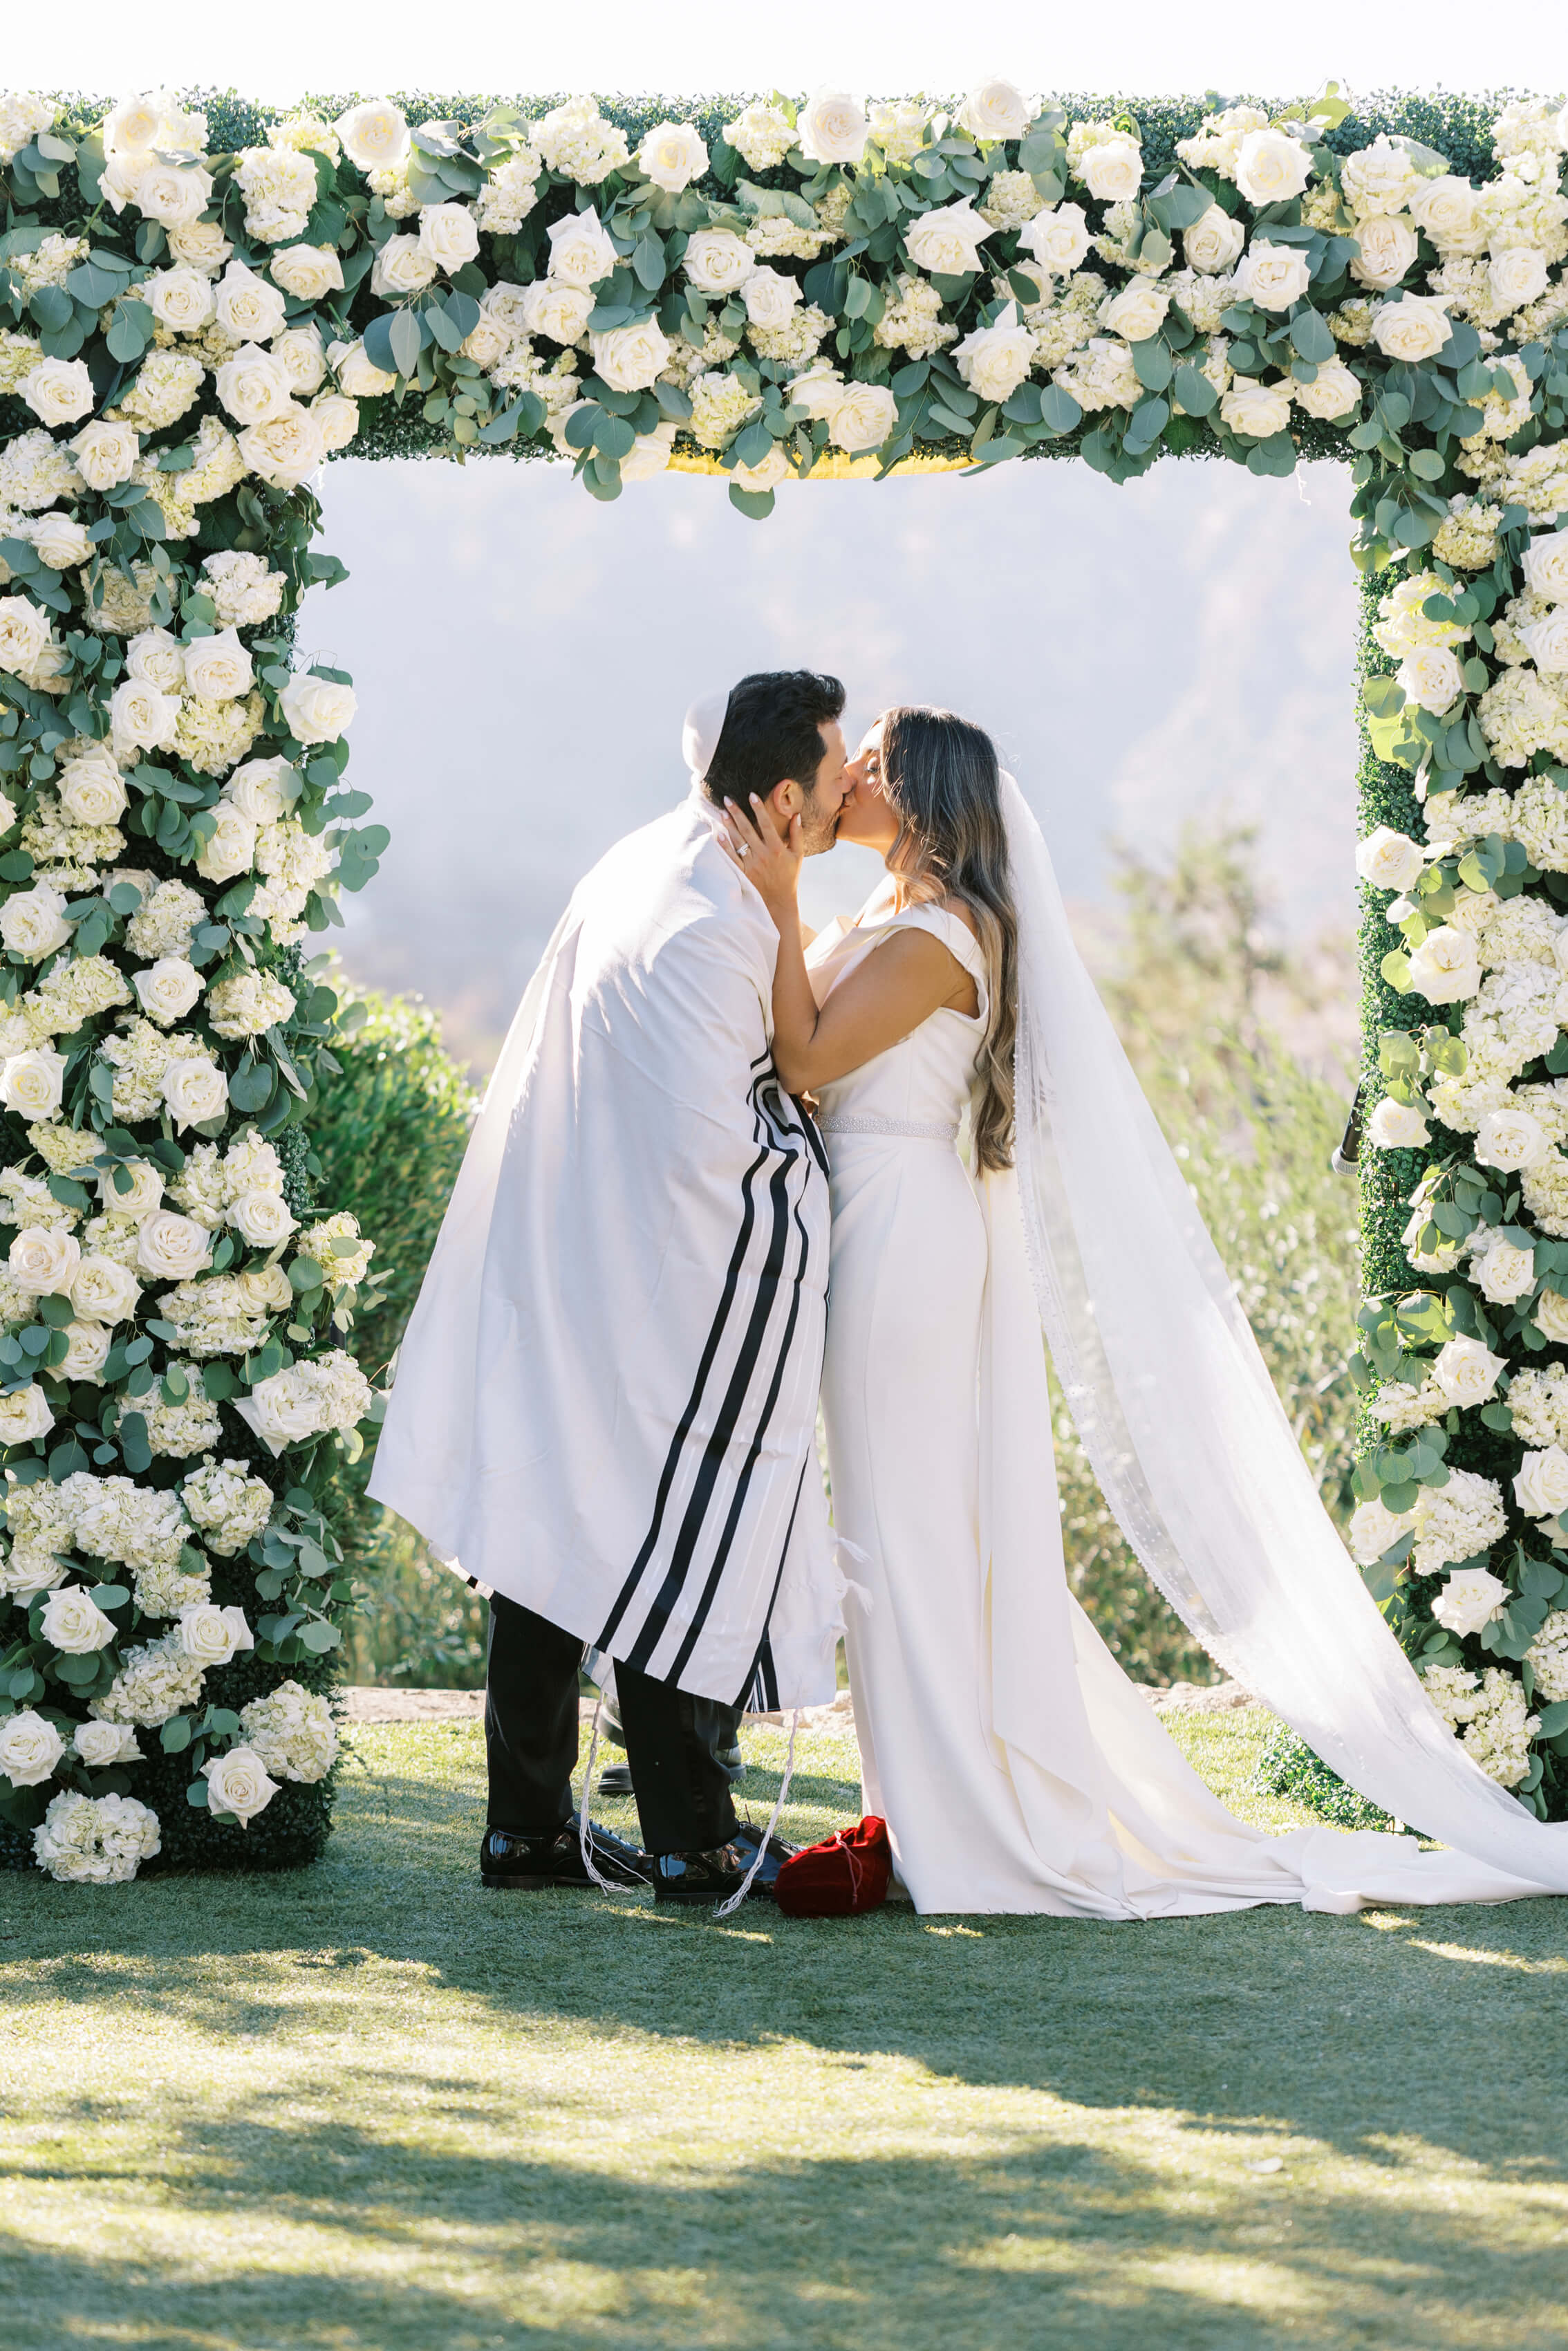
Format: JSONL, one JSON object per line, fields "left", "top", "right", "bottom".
{"left": 3, "top": 1705, "right": 1567, "bottom": 2351}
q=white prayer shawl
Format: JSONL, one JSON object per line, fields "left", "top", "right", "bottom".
{"left": 368, "top": 790, "right": 840, "bottom": 1709}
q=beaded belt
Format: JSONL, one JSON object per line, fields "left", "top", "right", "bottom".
{"left": 816, "top": 1113, "right": 960, "bottom": 1142}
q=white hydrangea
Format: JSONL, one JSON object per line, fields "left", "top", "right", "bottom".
{"left": 530, "top": 95, "right": 630, "bottom": 185}
{"left": 724, "top": 100, "right": 797, "bottom": 174}
{"left": 294, "top": 1211, "right": 375, "bottom": 1292}
{"left": 3, "top": 1475, "right": 81, "bottom": 1592}
{"left": 119, "top": 1361, "right": 224, "bottom": 1459}
{"left": 96, "top": 1016, "right": 188, "bottom": 1123}
{"left": 872, "top": 274, "right": 958, "bottom": 360}
{"left": 200, "top": 549, "right": 286, "bottom": 627}
{"left": 175, "top": 689, "right": 265, "bottom": 779}
{"left": 181, "top": 1456, "right": 274, "bottom": 1557}
{"left": 1052, "top": 335, "right": 1141, "bottom": 415}
{"left": 1409, "top": 1467, "right": 1506, "bottom": 1577}
{"left": 0, "top": 1164, "right": 79, "bottom": 1231}
{"left": 686, "top": 369, "right": 763, "bottom": 451}
{"left": 32, "top": 1788, "right": 161, "bottom": 1884}
{"left": 206, "top": 970, "right": 297, "bottom": 1041}
{"left": 59, "top": 1470, "right": 191, "bottom": 1574}
{"left": 125, "top": 879, "right": 207, "bottom": 962}
{"left": 234, "top": 143, "right": 320, "bottom": 245}
{"left": 93, "top": 1629, "right": 207, "bottom": 1727}
{"left": 239, "top": 1677, "right": 338, "bottom": 1781}
{"left": 1371, "top": 1378, "right": 1446, "bottom": 1434}
{"left": 111, "top": 349, "right": 205, "bottom": 434}
{"left": 156, "top": 1274, "right": 272, "bottom": 1358}
{"left": 1526, "top": 1609, "right": 1568, "bottom": 1704}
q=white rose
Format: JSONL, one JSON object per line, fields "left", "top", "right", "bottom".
{"left": 1350, "top": 215, "right": 1419, "bottom": 291}
{"left": 235, "top": 1364, "right": 322, "bottom": 1453}
{"left": 0, "top": 883, "right": 72, "bottom": 960}
{"left": 952, "top": 310, "right": 1034, "bottom": 403}
{"left": 1366, "top": 1097, "right": 1430, "bottom": 1148}
{"left": 1490, "top": 247, "right": 1550, "bottom": 315}
{"left": 904, "top": 201, "right": 993, "bottom": 278}
{"left": 1432, "top": 1567, "right": 1509, "bottom": 1636}
{"left": 167, "top": 220, "right": 232, "bottom": 275}
{"left": 97, "top": 1159, "right": 163, "bottom": 1219}
{"left": 69, "top": 1253, "right": 141, "bottom": 1323}
{"left": 57, "top": 1319, "right": 111, "bottom": 1384}
{"left": 134, "top": 162, "right": 212, "bottom": 228}
{"left": 229, "top": 1189, "right": 297, "bottom": 1249}
{"left": 619, "top": 422, "right": 679, "bottom": 482}
{"left": 1183, "top": 205, "right": 1246, "bottom": 274}
{"left": 310, "top": 391, "right": 359, "bottom": 454}
{"left": 369, "top": 235, "right": 438, "bottom": 299}
{"left": 1234, "top": 242, "right": 1313, "bottom": 312}
{"left": 1408, "top": 175, "right": 1484, "bottom": 254}
{"left": 1537, "top": 1288, "right": 1568, "bottom": 1344}
{"left": 637, "top": 120, "right": 709, "bottom": 192}
{"left": 797, "top": 89, "right": 869, "bottom": 167}
{"left": 214, "top": 343, "right": 295, "bottom": 426}
{"left": 682, "top": 229, "right": 757, "bottom": 297}
{"left": 71, "top": 418, "right": 140, "bottom": 490}
{"left": 1522, "top": 530, "right": 1568, "bottom": 606}
{"left": 136, "top": 1208, "right": 214, "bottom": 1281}
{"left": 1349, "top": 1496, "right": 1415, "bottom": 1565}
{"left": 145, "top": 265, "right": 217, "bottom": 335}
{"left": 418, "top": 203, "right": 480, "bottom": 275}
{"left": 0, "top": 1384, "right": 54, "bottom": 1443}
{"left": 181, "top": 628, "right": 253, "bottom": 704}
{"left": 1520, "top": 611, "right": 1568, "bottom": 674}
{"left": 336, "top": 99, "right": 411, "bottom": 173}
{"left": 0, "top": 1709, "right": 66, "bottom": 1787}
{"left": 546, "top": 207, "right": 619, "bottom": 289}
{"left": 10, "top": 1225, "right": 80, "bottom": 1295}
{"left": 1022, "top": 203, "right": 1092, "bottom": 277}
{"left": 328, "top": 337, "right": 398, "bottom": 398}
{"left": 1079, "top": 136, "right": 1144, "bottom": 203}
{"left": 1372, "top": 295, "right": 1452, "bottom": 364}
{"left": 237, "top": 406, "right": 328, "bottom": 490}
{"left": 519, "top": 281, "right": 593, "bottom": 346}
{"left": 28, "top": 513, "right": 93, "bottom": 571}
{"left": 194, "top": 801, "right": 258, "bottom": 884}
{"left": 222, "top": 756, "right": 293, "bottom": 825}
{"left": 1397, "top": 644, "right": 1464, "bottom": 715}
{"left": 203, "top": 1741, "right": 277, "bottom": 1824}
{"left": 956, "top": 80, "right": 1036, "bottom": 143}
{"left": 0, "top": 595, "right": 49, "bottom": 676}
{"left": 1515, "top": 1446, "right": 1568, "bottom": 1518}
{"left": 57, "top": 752, "right": 129, "bottom": 826}
{"left": 742, "top": 267, "right": 803, "bottom": 330}
{"left": 111, "top": 677, "right": 180, "bottom": 758}
{"left": 280, "top": 671, "right": 357, "bottom": 744}
{"left": 237, "top": 1263, "right": 295, "bottom": 1314}
{"left": 40, "top": 1583, "right": 117, "bottom": 1653}
{"left": 75, "top": 1718, "right": 140, "bottom": 1767}
{"left": 1356, "top": 826, "right": 1426, "bottom": 891}
{"left": 1432, "top": 1335, "right": 1507, "bottom": 1408}
{"left": 214, "top": 261, "right": 287, "bottom": 344}
{"left": 20, "top": 356, "right": 95, "bottom": 426}
{"left": 1407, "top": 923, "right": 1482, "bottom": 1002}
{"left": 161, "top": 1056, "right": 228, "bottom": 1133}
{"left": 1293, "top": 356, "right": 1361, "bottom": 420}
{"left": 270, "top": 244, "right": 345, "bottom": 303}
{"left": 1475, "top": 1105, "right": 1549, "bottom": 1171}
{"left": 1219, "top": 379, "right": 1294, "bottom": 438}
{"left": 1474, "top": 1236, "right": 1538, "bottom": 1305}
{"left": 179, "top": 1602, "right": 254, "bottom": 1667}
{"left": 1101, "top": 277, "right": 1170, "bottom": 341}
{"left": 826, "top": 381, "right": 898, "bottom": 454}
{"left": 0, "top": 1046, "right": 66, "bottom": 1121}
{"left": 132, "top": 957, "right": 204, "bottom": 1025}
{"left": 274, "top": 326, "right": 327, "bottom": 396}
{"left": 590, "top": 319, "right": 673, "bottom": 394}
{"left": 1235, "top": 128, "right": 1314, "bottom": 206}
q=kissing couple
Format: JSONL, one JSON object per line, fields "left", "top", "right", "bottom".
{"left": 373, "top": 671, "right": 1568, "bottom": 1917}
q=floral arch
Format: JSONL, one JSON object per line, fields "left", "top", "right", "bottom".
{"left": 0, "top": 78, "right": 1567, "bottom": 1884}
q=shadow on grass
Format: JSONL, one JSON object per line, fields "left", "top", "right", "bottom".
{"left": 6, "top": 2091, "right": 1567, "bottom": 2351}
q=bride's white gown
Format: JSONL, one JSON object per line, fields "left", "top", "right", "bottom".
{"left": 808, "top": 880, "right": 1546, "bottom": 1917}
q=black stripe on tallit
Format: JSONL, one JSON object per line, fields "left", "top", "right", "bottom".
{"left": 623, "top": 1093, "right": 802, "bottom": 1671}
{"left": 734, "top": 1459, "right": 808, "bottom": 1711}
{"left": 595, "top": 1104, "right": 773, "bottom": 1654}
{"left": 664, "top": 1101, "right": 817, "bottom": 1681}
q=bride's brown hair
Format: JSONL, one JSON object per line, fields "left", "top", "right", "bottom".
{"left": 878, "top": 705, "right": 1018, "bottom": 1173}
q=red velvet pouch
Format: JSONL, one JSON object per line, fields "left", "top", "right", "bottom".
{"left": 774, "top": 1815, "right": 892, "bottom": 1917}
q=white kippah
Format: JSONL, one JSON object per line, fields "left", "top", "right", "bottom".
{"left": 682, "top": 688, "right": 731, "bottom": 786}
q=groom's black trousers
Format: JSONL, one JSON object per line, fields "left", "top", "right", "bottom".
{"left": 485, "top": 1593, "right": 742, "bottom": 1854}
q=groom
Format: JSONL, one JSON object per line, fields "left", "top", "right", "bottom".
{"left": 371, "top": 671, "right": 852, "bottom": 1903}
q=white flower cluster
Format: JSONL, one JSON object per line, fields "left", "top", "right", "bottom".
{"left": 1421, "top": 1662, "right": 1540, "bottom": 1786}
{"left": 235, "top": 1347, "right": 374, "bottom": 1455}
{"left": 119, "top": 1360, "right": 224, "bottom": 1459}
{"left": 180, "top": 1456, "right": 274, "bottom": 1555}
{"left": 32, "top": 1788, "right": 161, "bottom": 1883}
{"left": 239, "top": 1678, "right": 337, "bottom": 1781}
{"left": 293, "top": 1211, "right": 375, "bottom": 1293}
{"left": 93, "top": 1628, "right": 208, "bottom": 1727}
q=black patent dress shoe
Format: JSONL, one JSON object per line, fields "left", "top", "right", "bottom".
{"left": 729, "top": 1819, "right": 798, "bottom": 1892}
{"left": 595, "top": 1760, "right": 634, "bottom": 1796}
{"left": 480, "top": 1821, "right": 650, "bottom": 1891}
{"left": 651, "top": 1840, "right": 775, "bottom": 1905}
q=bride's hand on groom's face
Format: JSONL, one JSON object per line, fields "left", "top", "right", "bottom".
{"left": 719, "top": 792, "right": 803, "bottom": 921}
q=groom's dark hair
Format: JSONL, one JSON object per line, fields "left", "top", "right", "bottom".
{"left": 704, "top": 670, "right": 846, "bottom": 807}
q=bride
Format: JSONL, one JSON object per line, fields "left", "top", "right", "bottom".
{"left": 720, "top": 705, "right": 1568, "bottom": 1917}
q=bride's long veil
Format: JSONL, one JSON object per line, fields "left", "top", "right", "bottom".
{"left": 1000, "top": 773, "right": 1568, "bottom": 1888}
